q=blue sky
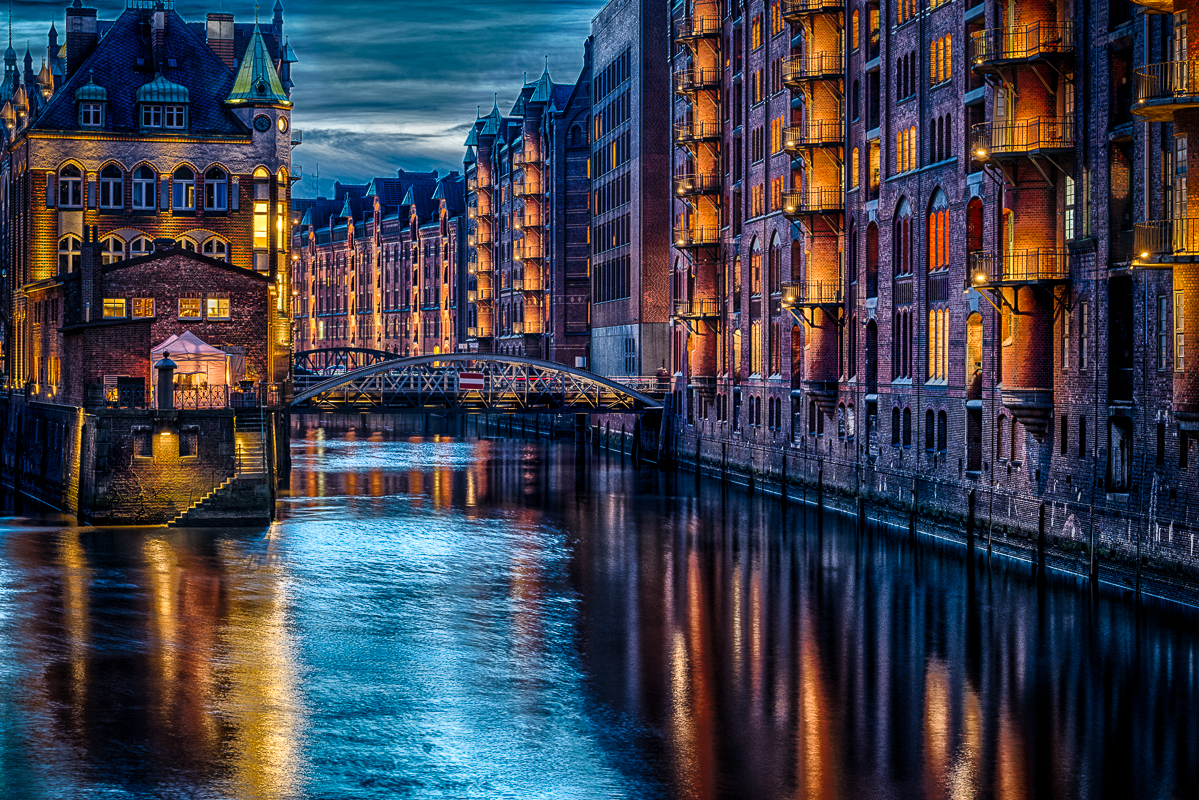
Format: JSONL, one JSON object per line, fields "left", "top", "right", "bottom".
{"left": 11, "top": 0, "right": 604, "bottom": 195}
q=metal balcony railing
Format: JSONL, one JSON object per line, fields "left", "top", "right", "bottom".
{"left": 513, "top": 179, "right": 542, "bottom": 197}
{"left": 466, "top": 326, "right": 480, "bottom": 339}
{"left": 1129, "top": 0, "right": 1173, "bottom": 14}
{"left": 674, "top": 227, "right": 721, "bottom": 249}
{"left": 514, "top": 241, "right": 542, "bottom": 261}
{"left": 1134, "top": 218, "right": 1199, "bottom": 262}
{"left": 782, "top": 0, "right": 845, "bottom": 20}
{"left": 782, "top": 119, "right": 844, "bottom": 151}
{"left": 1135, "top": 61, "right": 1199, "bottom": 119}
{"left": 969, "top": 22, "right": 1073, "bottom": 68}
{"left": 674, "top": 172, "right": 722, "bottom": 196}
{"left": 782, "top": 187, "right": 844, "bottom": 216}
{"left": 674, "top": 68, "right": 722, "bottom": 94}
{"left": 782, "top": 52, "right": 844, "bottom": 86}
{"left": 966, "top": 249, "right": 1070, "bottom": 286}
{"left": 291, "top": 129, "right": 303, "bottom": 147}
{"left": 781, "top": 281, "right": 843, "bottom": 306}
{"left": 509, "top": 318, "right": 544, "bottom": 335}
{"left": 674, "top": 120, "right": 723, "bottom": 143}
{"left": 673, "top": 299, "right": 721, "bottom": 318}
{"left": 676, "top": 16, "right": 721, "bottom": 40}
{"left": 972, "top": 117, "right": 1073, "bottom": 159}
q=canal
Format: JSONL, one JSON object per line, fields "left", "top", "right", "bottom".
{"left": 0, "top": 422, "right": 1196, "bottom": 799}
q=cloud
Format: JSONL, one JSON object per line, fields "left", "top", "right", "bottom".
{"left": 13, "top": 0, "right": 604, "bottom": 191}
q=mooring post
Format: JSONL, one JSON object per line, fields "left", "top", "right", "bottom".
{"left": 1036, "top": 501, "right": 1047, "bottom": 577}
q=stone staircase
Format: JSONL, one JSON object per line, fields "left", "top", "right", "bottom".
{"left": 167, "top": 415, "right": 269, "bottom": 527}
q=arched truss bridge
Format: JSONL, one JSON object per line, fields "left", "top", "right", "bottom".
{"left": 291, "top": 352, "right": 664, "bottom": 414}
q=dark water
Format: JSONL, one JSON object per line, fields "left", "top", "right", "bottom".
{"left": 1, "top": 426, "right": 1197, "bottom": 800}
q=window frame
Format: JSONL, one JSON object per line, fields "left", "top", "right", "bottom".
{"left": 178, "top": 297, "right": 204, "bottom": 321}
{"left": 132, "top": 297, "right": 155, "bottom": 319}
{"left": 102, "top": 298, "right": 127, "bottom": 319}
{"left": 205, "top": 296, "right": 231, "bottom": 321}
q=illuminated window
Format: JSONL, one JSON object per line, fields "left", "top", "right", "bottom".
{"left": 206, "top": 297, "right": 230, "bottom": 320}
{"left": 58, "top": 235, "right": 81, "bottom": 273}
{"left": 172, "top": 166, "right": 195, "bottom": 210}
{"left": 178, "top": 298, "right": 203, "bottom": 320}
{"left": 1176, "top": 291, "right": 1186, "bottom": 371}
{"left": 100, "top": 236, "right": 124, "bottom": 265}
{"left": 103, "top": 298, "right": 126, "bottom": 318}
{"left": 132, "top": 298, "right": 155, "bottom": 318}
{"left": 204, "top": 167, "right": 228, "bottom": 210}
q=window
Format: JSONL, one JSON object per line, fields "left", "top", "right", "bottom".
{"left": 206, "top": 297, "right": 230, "bottom": 320}
{"left": 926, "top": 409, "right": 936, "bottom": 450}
{"left": 99, "top": 165, "right": 123, "bottom": 209}
{"left": 902, "top": 407, "right": 912, "bottom": 447}
{"left": 81, "top": 102, "right": 103, "bottom": 127}
{"left": 1079, "top": 301, "right": 1090, "bottom": 370}
{"left": 205, "top": 167, "right": 228, "bottom": 211}
{"left": 1062, "top": 308, "right": 1072, "bottom": 369}
{"left": 132, "top": 298, "right": 155, "bottom": 318}
{"left": 892, "top": 406, "right": 901, "bottom": 446}
{"left": 178, "top": 298, "right": 203, "bottom": 320}
{"left": 179, "top": 237, "right": 197, "bottom": 252}
{"left": 132, "top": 166, "right": 156, "bottom": 210}
{"left": 203, "top": 238, "right": 229, "bottom": 261}
{"left": 141, "top": 104, "right": 162, "bottom": 128}
{"left": 1175, "top": 291, "right": 1186, "bottom": 371}
{"left": 1158, "top": 295, "right": 1170, "bottom": 370}
{"left": 103, "top": 298, "right": 126, "bottom": 318}
{"left": 852, "top": 10, "right": 860, "bottom": 50}
{"left": 898, "top": 0, "right": 915, "bottom": 24}
{"left": 172, "top": 167, "right": 196, "bottom": 211}
{"left": 930, "top": 36, "right": 952, "bottom": 85}
{"left": 130, "top": 236, "right": 152, "bottom": 258}
{"left": 58, "top": 235, "right": 81, "bottom": 274}
{"left": 895, "top": 126, "right": 917, "bottom": 174}
{"left": 937, "top": 411, "right": 947, "bottom": 452}
{"left": 100, "top": 236, "right": 124, "bottom": 265}
{"left": 751, "top": 13, "right": 763, "bottom": 49}
{"left": 164, "top": 105, "right": 185, "bottom": 129}
{"left": 1078, "top": 415, "right": 1087, "bottom": 459}
{"left": 59, "top": 165, "right": 83, "bottom": 208}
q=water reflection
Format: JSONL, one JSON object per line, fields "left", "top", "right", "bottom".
{"left": 0, "top": 423, "right": 1195, "bottom": 799}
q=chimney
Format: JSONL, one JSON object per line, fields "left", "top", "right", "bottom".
{"left": 64, "top": 3, "right": 98, "bottom": 81}
{"left": 151, "top": 7, "right": 167, "bottom": 74}
{"left": 206, "top": 13, "right": 236, "bottom": 70}
{"left": 79, "top": 225, "right": 102, "bottom": 323}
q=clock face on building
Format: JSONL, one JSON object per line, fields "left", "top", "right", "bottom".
{"left": 253, "top": 114, "right": 272, "bottom": 132}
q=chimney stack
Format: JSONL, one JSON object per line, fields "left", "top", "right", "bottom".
{"left": 206, "top": 13, "right": 236, "bottom": 70}
{"left": 64, "top": 3, "right": 98, "bottom": 81}
{"left": 151, "top": 7, "right": 167, "bottom": 73}
{"left": 79, "top": 225, "right": 102, "bottom": 323}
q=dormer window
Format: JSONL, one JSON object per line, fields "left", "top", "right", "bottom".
{"left": 81, "top": 103, "right": 103, "bottom": 127}
{"left": 136, "top": 75, "right": 190, "bottom": 131}
{"left": 141, "top": 104, "right": 186, "bottom": 130}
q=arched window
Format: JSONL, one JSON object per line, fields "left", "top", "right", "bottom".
{"left": 927, "top": 189, "right": 949, "bottom": 273}
{"left": 866, "top": 222, "right": 879, "bottom": 298}
{"left": 750, "top": 237, "right": 762, "bottom": 296}
{"left": 926, "top": 408, "right": 936, "bottom": 450}
{"left": 179, "top": 237, "right": 197, "bottom": 252}
{"left": 768, "top": 234, "right": 782, "bottom": 295}
{"left": 203, "top": 238, "right": 228, "bottom": 261}
{"left": 58, "top": 235, "right": 81, "bottom": 273}
{"left": 129, "top": 236, "right": 152, "bottom": 258}
{"left": 902, "top": 407, "right": 912, "bottom": 447}
{"left": 132, "top": 166, "right": 156, "bottom": 210}
{"left": 100, "top": 235, "right": 124, "bottom": 265}
{"left": 205, "top": 167, "right": 228, "bottom": 211}
{"left": 852, "top": 10, "right": 860, "bottom": 50}
{"left": 937, "top": 411, "right": 948, "bottom": 452}
{"left": 891, "top": 406, "right": 901, "bottom": 445}
{"left": 851, "top": 147, "right": 861, "bottom": 188}
{"left": 59, "top": 165, "right": 83, "bottom": 208}
{"left": 966, "top": 197, "right": 984, "bottom": 253}
{"left": 997, "top": 415, "right": 1008, "bottom": 460}
{"left": 172, "top": 166, "right": 195, "bottom": 210}
{"left": 99, "top": 165, "right": 123, "bottom": 210}
{"left": 893, "top": 198, "right": 912, "bottom": 276}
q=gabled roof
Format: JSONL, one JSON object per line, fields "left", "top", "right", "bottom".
{"left": 34, "top": 9, "right": 244, "bottom": 136}
{"left": 227, "top": 25, "right": 291, "bottom": 107}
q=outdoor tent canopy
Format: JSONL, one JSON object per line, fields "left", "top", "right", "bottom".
{"left": 150, "top": 331, "right": 230, "bottom": 390}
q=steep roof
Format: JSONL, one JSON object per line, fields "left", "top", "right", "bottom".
{"left": 34, "top": 9, "right": 245, "bottom": 136}
{"left": 226, "top": 25, "right": 291, "bottom": 107}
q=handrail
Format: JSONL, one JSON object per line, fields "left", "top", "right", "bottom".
{"left": 674, "top": 68, "right": 722, "bottom": 93}
{"left": 674, "top": 299, "right": 721, "bottom": 318}
{"left": 781, "top": 281, "right": 843, "bottom": 306}
{"left": 783, "top": 119, "right": 844, "bottom": 149}
{"left": 674, "top": 120, "right": 723, "bottom": 142}
{"left": 972, "top": 116, "right": 1074, "bottom": 157}
{"left": 967, "top": 249, "right": 1070, "bottom": 285}
{"left": 782, "top": 187, "right": 845, "bottom": 214}
{"left": 677, "top": 16, "right": 720, "bottom": 39}
{"left": 674, "top": 227, "right": 721, "bottom": 248}
{"left": 1134, "top": 218, "right": 1199, "bottom": 260}
{"left": 1136, "top": 60, "right": 1199, "bottom": 104}
{"left": 674, "top": 172, "right": 722, "bottom": 195}
{"left": 782, "top": 52, "right": 844, "bottom": 84}
{"left": 969, "top": 22, "right": 1074, "bottom": 65}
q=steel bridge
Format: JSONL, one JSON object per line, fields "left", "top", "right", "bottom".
{"left": 291, "top": 352, "right": 663, "bottom": 414}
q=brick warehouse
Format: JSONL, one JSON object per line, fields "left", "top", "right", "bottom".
{"left": 462, "top": 53, "right": 593, "bottom": 367}
{"left": 290, "top": 170, "right": 466, "bottom": 358}
{"left": 666, "top": 0, "right": 1199, "bottom": 582}
{"left": 0, "top": 0, "right": 297, "bottom": 525}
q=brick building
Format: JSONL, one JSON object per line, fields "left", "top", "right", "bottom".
{"left": 664, "top": 0, "right": 1199, "bottom": 575}
{"left": 290, "top": 170, "right": 466, "bottom": 357}
{"left": 462, "top": 54, "right": 592, "bottom": 367}
{"left": 0, "top": 0, "right": 297, "bottom": 525}
{"left": 590, "top": 0, "right": 672, "bottom": 378}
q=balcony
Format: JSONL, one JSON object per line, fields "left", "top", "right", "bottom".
{"left": 674, "top": 68, "right": 722, "bottom": 95}
{"left": 1134, "top": 218, "right": 1199, "bottom": 264}
{"left": 674, "top": 227, "right": 721, "bottom": 250}
{"left": 467, "top": 287, "right": 494, "bottom": 304}
{"left": 966, "top": 249, "right": 1070, "bottom": 288}
{"left": 514, "top": 179, "right": 542, "bottom": 198}
{"left": 781, "top": 281, "right": 843, "bottom": 308}
{"left": 674, "top": 172, "right": 722, "bottom": 196}
{"left": 466, "top": 326, "right": 480, "bottom": 339}
{"left": 676, "top": 16, "right": 720, "bottom": 41}
{"left": 1134, "top": 61, "right": 1199, "bottom": 121}
{"left": 673, "top": 299, "right": 721, "bottom": 319}
{"left": 511, "top": 274, "right": 544, "bottom": 292}
{"left": 782, "top": 52, "right": 844, "bottom": 87}
{"left": 969, "top": 23, "right": 1074, "bottom": 73}
{"left": 781, "top": 0, "right": 844, "bottom": 21}
{"left": 782, "top": 119, "right": 844, "bottom": 152}
{"left": 971, "top": 117, "right": 1073, "bottom": 161}
{"left": 674, "top": 120, "right": 723, "bottom": 143}
{"left": 1129, "top": 0, "right": 1173, "bottom": 13}
{"left": 782, "top": 187, "right": 844, "bottom": 217}
{"left": 509, "top": 318, "right": 544, "bottom": 336}
{"left": 514, "top": 241, "right": 542, "bottom": 261}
